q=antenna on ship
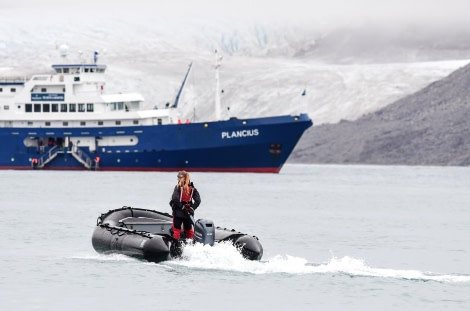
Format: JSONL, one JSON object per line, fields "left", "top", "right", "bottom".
{"left": 214, "top": 49, "right": 223, "bottom": 121}
{"left": 78, "top": 50, "right": 84, "bottom": 63}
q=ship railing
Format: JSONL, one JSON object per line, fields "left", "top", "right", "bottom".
{"left": 71, "top": 147, "right": 93, "bottom": 169}
{"left": 0, "top": 76, "right": 26, "bottom": 84}
{"left": 35, "top": 145, "right": 60, "bottom": 168}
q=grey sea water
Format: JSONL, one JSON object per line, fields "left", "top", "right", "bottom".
{"left": 1, "top": 164, "right": 469, "bottom": 310}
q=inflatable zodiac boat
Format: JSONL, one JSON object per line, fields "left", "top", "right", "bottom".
{"left": 91, "top": 206, "right": 263, "bottom": 263}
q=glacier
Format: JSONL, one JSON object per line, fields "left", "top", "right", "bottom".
{"left": 1, "top": 2, "right": 469, "bottom": 125}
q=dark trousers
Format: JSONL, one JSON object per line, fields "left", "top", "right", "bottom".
{"left": 172, "top": 216, "right": 194, "bottom": 239}
{"left": 173, "top": 216, "right": 193, "bottom": 231}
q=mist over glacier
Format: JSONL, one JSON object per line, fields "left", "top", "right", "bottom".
{"left": 1, "top": 0, "right": 470, "bottom": 125}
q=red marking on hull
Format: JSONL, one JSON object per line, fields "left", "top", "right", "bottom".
{"left": 0, "top": 166, "right": 281, "bottom": 173}
{"left": 95, "top": 167, "right": 282, "bottom": 173}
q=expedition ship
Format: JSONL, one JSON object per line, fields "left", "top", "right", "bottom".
{"left": 0, "top": 47, "right": 312, "bottom": 173}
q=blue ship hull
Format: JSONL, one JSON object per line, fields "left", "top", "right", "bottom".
{"left": 0, "top": 114, "right": 312, "bottom": 173}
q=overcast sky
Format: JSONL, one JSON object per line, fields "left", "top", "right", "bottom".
{"left": 2, "top": 0, "right": 470, "bottom": 26}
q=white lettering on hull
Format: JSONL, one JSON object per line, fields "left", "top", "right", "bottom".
{"left": 221, "top": 129, "right": 259, "bottom": 139}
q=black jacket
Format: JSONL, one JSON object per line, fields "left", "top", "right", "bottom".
{"left": 170, "top": 182, "right": 201, "bottom": 219}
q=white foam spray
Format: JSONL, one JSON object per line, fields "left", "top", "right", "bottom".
{"left": 165, "top": 243, "right": 470, "bottom": 283}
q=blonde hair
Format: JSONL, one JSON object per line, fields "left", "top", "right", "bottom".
{"left": 177, "top": 171, "right": 191, "bottom": 194}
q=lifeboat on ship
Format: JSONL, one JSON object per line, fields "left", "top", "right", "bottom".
{"left": 91, "top": 206, "right": 263, "bottom": 263}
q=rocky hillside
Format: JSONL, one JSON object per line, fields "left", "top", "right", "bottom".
{"left": 290, "top": 62, "right": 470, "bottom": 166}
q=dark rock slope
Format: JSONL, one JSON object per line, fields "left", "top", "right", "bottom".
{"left": 290, "top": 62, "right": 470, "bottom": 166}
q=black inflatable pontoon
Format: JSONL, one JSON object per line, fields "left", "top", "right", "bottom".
{"left": 91, "top": 206, "right": 263, "bottom": 263}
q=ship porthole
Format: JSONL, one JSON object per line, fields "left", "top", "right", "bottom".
{"left": 185, "top": 160, "right": 189, "bottom": 164}
{"left": 11, "top": 157, "right": 15, "bottom": 162}
{"left": 117, "top": 159, "right": 121, "bottom": 163}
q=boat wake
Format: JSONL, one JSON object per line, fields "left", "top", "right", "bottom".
{"left": 71, "top": 243, "right": 469, "bottom": 283}
{"left": 163, "top": 243, "right": 470, "bottom": 283}
{"left": 311, "top": 256, "right": 470, "bottom": 283}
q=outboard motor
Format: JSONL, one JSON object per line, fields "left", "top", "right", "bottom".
{"left": 194, "top": 219, "right": 215, "bottom": 246}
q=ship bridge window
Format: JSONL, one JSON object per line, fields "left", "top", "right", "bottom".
{"left": 129, "top": 101, "right": 140, "bottom": 110}
{"left": 78, "top": 103, "right": 85, "bottom": 112}
{"left": 110, "top": 102, "right": 125, "bottom": 111}
{"left": 69, "top": 103, "right": 76, "bottom": 112}
{"left": 63, "top": 68, "right": 69, "bottom": 74}
{"left": 87, "top": 103, "right": 94, "bottom": 112}
{"left": 41, "top": 88, "right": 47, "bottom": 93}
{"left": 52, "top": 104, "right": 58, "bottom": 112}
{"left": 25, "top": 104, "right": 32, "bottom": 112}
{"left": 74, "top": 77, "right": 80, "bottom": 82}
{"left": 61, "top": 104, "right": 67, "bottom": 112}
{"left": 43, "top": 104, "right": 50, "bottom": 112}
{"left": 34, "top": 104, "right": 41, "bottom": 112}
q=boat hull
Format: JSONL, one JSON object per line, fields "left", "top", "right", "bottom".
{"left": 92, "top": 206, "right": 263, "bottom": 263}
{"left": 92, "top": 224, "right": 173, "bottom": 262}
{"left": 0, "top": 114, "right": 312, "bottom": 172}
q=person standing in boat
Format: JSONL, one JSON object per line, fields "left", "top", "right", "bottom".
{"left": 169, "top": 170, "right": 201, "bottom": 240}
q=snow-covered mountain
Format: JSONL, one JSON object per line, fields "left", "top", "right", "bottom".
{"left": 1, "top": 2, "right": 470, "bottom": 125}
